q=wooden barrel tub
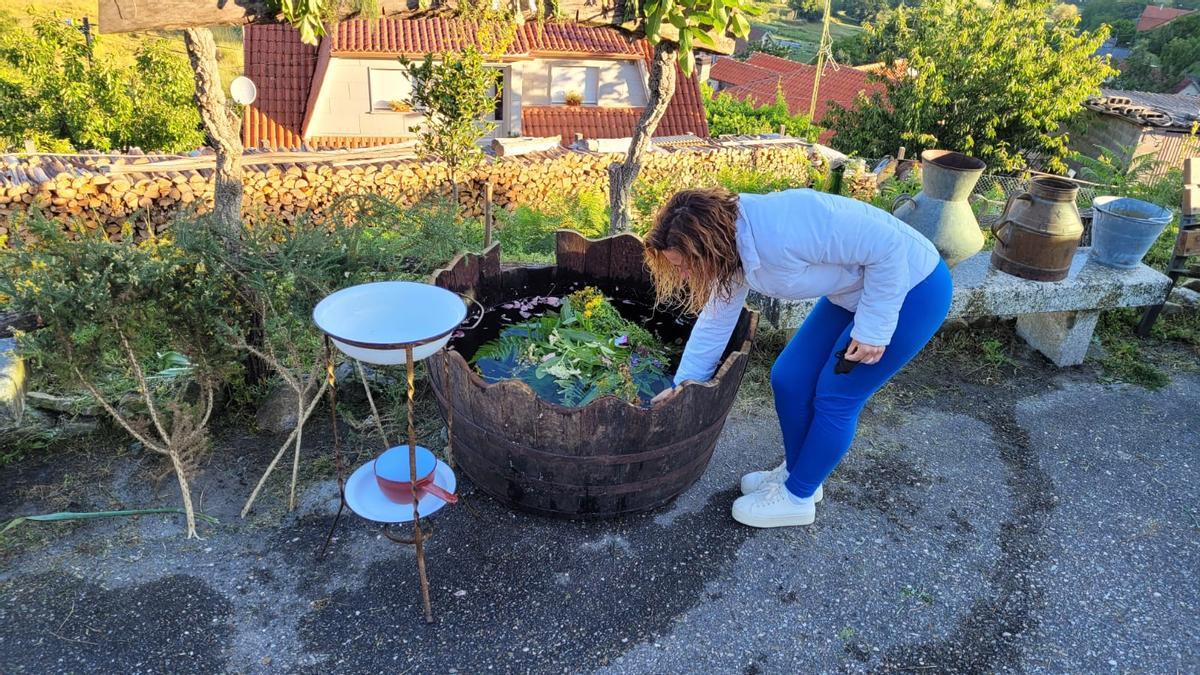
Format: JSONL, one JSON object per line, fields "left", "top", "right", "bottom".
{"left": 427, "top": 231, "right": 758, "bottom": 518}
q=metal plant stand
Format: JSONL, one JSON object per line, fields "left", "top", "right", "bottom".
{"left": 310, "top": 281, "right": 470, "bottom": 624}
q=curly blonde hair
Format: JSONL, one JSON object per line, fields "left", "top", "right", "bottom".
{"left": 643, "top": 188, "right": 743, "bottom": 316}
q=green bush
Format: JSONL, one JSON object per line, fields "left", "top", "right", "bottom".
{"left": 0, "top": 14, "right": 203, "bottom": 152}
{"left": 702, "top": 82, "right": 821, "bottom": 141}
{"left": 629, "top": 158, "right": 819, "bottom": 232}
{"left": 495, "top": 189, "right": 607, "bottom": 258}
{"left": 0, "top": 213, "right": 241, "bottom": 537}
{"left": 714, "top": 165, "right": 813, "bottom": 195}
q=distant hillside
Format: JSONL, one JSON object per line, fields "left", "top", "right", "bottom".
{"left": 751, "top": 2, "right": 864, "bottom": 64}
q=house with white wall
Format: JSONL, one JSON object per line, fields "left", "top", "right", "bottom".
{"left": 242, "top": 18, "right": 708, "bottom": 150}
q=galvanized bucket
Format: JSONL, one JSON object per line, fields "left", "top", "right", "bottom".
{"left": 1089, "top": 196, "right": 1173, "bottom": 270}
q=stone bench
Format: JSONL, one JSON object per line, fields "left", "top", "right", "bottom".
{"left": 751, "top": 248, "right": 1172, "bottom": 367}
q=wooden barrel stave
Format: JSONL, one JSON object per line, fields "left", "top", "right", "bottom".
{"left": 427, "top": 231, "right": 758, "bottom": 519}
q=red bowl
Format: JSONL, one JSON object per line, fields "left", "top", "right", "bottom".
{"left": 374, "top": 449, "right": 458, "bottom": 505}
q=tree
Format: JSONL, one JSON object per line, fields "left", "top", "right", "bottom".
{"left": 838, "top": 0, "right": 888, "bottom": 23}
{"left": 1109, "top": 18, "right": 1136, "bottom": 47}
{"left": 607, "top": 0, "right": 759, "bottom": 233}
{"left": 790, "top": 0, "right": 823, "bottom": 21}
{"left": 1050, "top": 3, "right": 1080, "bottom": 25}
{"left": 826, "top": 0, "right": 1115, "bottom": 173}
{"left": 179, "top": 0, "right": 329, "bottom": 234}
{"left": 1112, "top": 42, "right": 1163, "bottom": 91}
{"left": 404, "top": 25, "right": 511, "bottom": 204}
{"left": 183, "top": 28, "right": 244, "bottom": 236}
{"left": 0, "top": 15, "right": 203, "bottom": 153}
{"left": 1079, "top": 0, "right": 1144, "bottom": 31}
{"left": 830, "top": 29, "right": 881, "bottom": 65}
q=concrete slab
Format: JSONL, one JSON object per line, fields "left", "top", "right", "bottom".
{"left": 753, "top": 248, "right": 1171, "bottom": 330}
{"left": 0, "top": 374, "right": 1196, "bottom": 673}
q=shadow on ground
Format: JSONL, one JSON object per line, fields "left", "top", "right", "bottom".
{"left": 1, "top": 329, "right": 1197, "bottom": 673}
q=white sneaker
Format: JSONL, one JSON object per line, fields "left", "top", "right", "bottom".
{"left": 739, "top": 461, "right": 823, "bottom": 503}
{"left": 731, "top": 482, "right": 817, "bottom": 528}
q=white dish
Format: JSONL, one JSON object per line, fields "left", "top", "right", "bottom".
{"left": 312, "top": 281, "right": 467, "bottom": 364}
{"left": 344, "top": 458, "right": 458, "bottom": 523}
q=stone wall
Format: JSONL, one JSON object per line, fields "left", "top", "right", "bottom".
{"left": 0, "top": 139, "right": 825, "bottom": 242}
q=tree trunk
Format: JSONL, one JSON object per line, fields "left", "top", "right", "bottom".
{"left": 608, "top": 41, "right": 677, "bottom": 234}
{"left": 184, "top": 28, "right": 271, "bottom": 382}
{"left": 99, "top": 0, "right": 614, "bottom": 34}
{"left": 184, "top": 27, "right": 244, "bottom": 237}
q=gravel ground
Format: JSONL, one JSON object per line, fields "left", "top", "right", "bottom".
{"left": 1, "top": 365, "right": 1197, "bottom": 674}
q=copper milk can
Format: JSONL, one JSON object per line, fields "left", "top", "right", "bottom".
{"left": 990, "top": 177, "right": 1083, "bottom": 282}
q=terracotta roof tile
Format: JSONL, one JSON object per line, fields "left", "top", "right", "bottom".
{"left": 1136, "top": 5, "right": 1194, "bottom": 32}
{"left": 745, "top": 52, "right": 808, "bottom": 75}
{"left": 242, "top": 24, "right": 320, "bottom": 150}
{"left": 330, "top": 18, "right": 643, "bottom": 56}
{"left": 723, "top": 63, "right": 882, "bottom": 123}
{"left": 709, "top": 58, "right": 776, "bottom": 87}
{"left": 521, "top": 106, "right": 643, "bottom": 142}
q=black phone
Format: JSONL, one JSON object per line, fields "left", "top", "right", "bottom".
{"left": 833, "top": 341, "right": 858, "bottom": 375}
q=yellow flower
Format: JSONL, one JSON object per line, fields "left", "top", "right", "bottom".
{"left": 30, "top": 259, "right": 48, "bottom": 270}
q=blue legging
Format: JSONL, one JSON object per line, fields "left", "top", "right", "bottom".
{"left": 772, "top": 260, "right": 953, "bottom": 498}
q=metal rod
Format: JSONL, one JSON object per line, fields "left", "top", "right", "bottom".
{"left": 317, "top": 336, "right": 345, "bottom": 560}
{"left": 407, "top": 345, "right": 434, "bottom": 623}
{"left": 356, "top": 360, "right": 390, "bottom": 448}
{"left": 443, "top": 352, "right": 455, "bottom": 469}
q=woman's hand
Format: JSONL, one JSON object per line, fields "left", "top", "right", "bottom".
{"left": 845, "top": 339, "right": 885, "bottom": 365}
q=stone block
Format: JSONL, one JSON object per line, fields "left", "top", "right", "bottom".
{"left": 1168, "top": 286, "right": 1200, "bottom": 309}
{"left": 1016, "top": 310, "right": 1099, "bottom": 367}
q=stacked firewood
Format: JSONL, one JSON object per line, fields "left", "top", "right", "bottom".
{"left": 0, "top": 139, "right": 824, "bottom": 241}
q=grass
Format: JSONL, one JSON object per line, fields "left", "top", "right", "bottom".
{"left": 900, "top": 584, "right": 935, "bottom": 605}
{"left": 4, "top": 0, "right": 244, "bottom": 89}
{"left": 1092, "top": 216, "right": 1200, "bottom": 389}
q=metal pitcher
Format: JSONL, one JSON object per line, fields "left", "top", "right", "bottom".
{"left": 892, "top": 149, "right": 987, "bottom": 267}
{"left": 990, "top": 177, "right": 1083, "bottom": 282}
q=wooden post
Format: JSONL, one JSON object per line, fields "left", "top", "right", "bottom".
{"left": 779, "top": 123, "right": 786, "bottom": 137}
{"left": 1138, "top": 161, "right": 1199, "bottom": 336}
{"left": 483, "top": 180, "right": 494, "bottom": 248}
{"left": 808, "top": 0, "right": 833, "bottom": 120}
{"left": 897, "top": 147, "right": 907, "bottom": 161}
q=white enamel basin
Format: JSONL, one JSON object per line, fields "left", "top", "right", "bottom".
{"left": 312, "top": 281, "right": 467, "bottom": 364}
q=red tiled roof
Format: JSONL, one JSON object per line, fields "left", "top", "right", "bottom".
{"left": 1136, "top": 5, "right": 1194, "bottom": 32}
{"left": 521, "top": 107, "right": 645, "bottom": 142}
{"left": 723, "top": 63, "right": 883, "bottom": 142}
{"left": 520, "top": 43, "right": 710, "bottom": 143}
{"left": 330, "top": 18, "right": 643, "bottom": 57}
{"left": 242, "top": 24, "right": 319, "bottom": 150}
{"left": 709, "top": 58, "right": 777, "bottom": 87}
{"left": 242, "top": 21, "right": 707, "bottom": 150}
{"left": 746, "top": 52, "right": 808, "bottom": 75}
